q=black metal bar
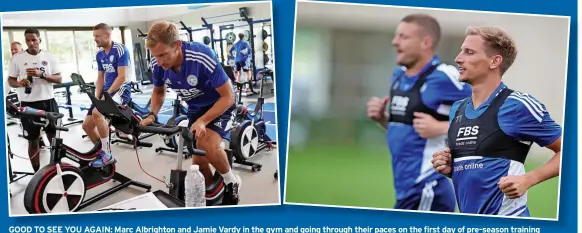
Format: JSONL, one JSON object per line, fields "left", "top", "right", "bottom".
{"left": 76, "top": 172, "right": 151, "bottom": 211}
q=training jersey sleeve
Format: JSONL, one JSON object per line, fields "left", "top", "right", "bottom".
{"left": 117, "top": 45, "right": 130, "bottom": 67}
{"left": 198, "top": 45, "right": 229, "bottom": 88}
{"left": 96, "top": 52, "right": 104, "bottom": 72}
{"left": 499, "top": 91, "right": 563, "bottom": 147}
{"left": 150, "top": 58, "right": 165, "bottom": 87}
{"left": 8, "top": 55, "right": 20, "bottom": 78}
{"left": 229, "top": 44, "right": 235, "bottom": 57}
{"left": 448, "top": 100, "right": 464, "bottom": 125}
{"left": 421, "top": 64, "right": 472, "bottom": 115}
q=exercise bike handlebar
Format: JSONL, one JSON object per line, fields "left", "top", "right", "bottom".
{"left": 13, "top": 106, "right": 69, "bottom": 132}
{"left": 136, "top": 123, "right": 206, "bottom": 156}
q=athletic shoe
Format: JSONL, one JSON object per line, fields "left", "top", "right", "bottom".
{"left": 225, "top": 174, "right": 242, "bottom": 205}
{"left": 90, "top": 151, "right": 116, "bottom": 168}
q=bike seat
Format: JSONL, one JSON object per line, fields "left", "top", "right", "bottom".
{"left": 234, "top": 82, "right": 245, "bottom": 88}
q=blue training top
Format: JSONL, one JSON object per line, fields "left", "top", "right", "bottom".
{"left": 96, "top": 41, "right": 132, "bottom": 98}
{"left": 386, "top": 56, "right": 472, "bottom": 201}
{"left": 448, "top": 82, "right": 562, "bottom": 216}
{"left": 229, "top": 40, "right": 252, "bottom": 62}
{"left": 151, "top": 41, "right": 232, "bottom": 111}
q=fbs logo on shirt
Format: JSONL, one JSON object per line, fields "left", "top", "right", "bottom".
{"left": 391, "top": 95, "right": 409, "bottom": 115}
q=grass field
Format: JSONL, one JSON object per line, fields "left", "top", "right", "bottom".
{"left": 285, "top": 145, "right": 559, "bottom": 219}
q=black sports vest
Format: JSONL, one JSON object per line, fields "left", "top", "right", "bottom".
{"left": 388, "top": 64, "right": 449, "bottom": 125}
{"left": 447, "top": 88, "right": 532, "bottom": 163}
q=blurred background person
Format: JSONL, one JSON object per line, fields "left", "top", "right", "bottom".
{"left": 366, "top": 14, "right": 471, "bottom": 212}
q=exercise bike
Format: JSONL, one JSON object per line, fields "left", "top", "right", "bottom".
{"left": 230, "top": 80, "right": 274, "bottom": 172}
{"left": 70, "top": 74, "right": 155, "bottom": 148}
{"left": 154, "top": 96, "right": 190, "bottom": 157}
{"left": 85, "top": 91, "right": 239, "bottom": 206}
{"left": 7, "top": 103, "right": 151, "bottom": 214}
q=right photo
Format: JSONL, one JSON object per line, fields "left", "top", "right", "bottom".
{"left": 285, "top": 0, "right": 569, "bottom": 220}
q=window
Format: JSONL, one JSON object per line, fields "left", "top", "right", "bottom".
{"left": 123, "top": 27, "right": 136, "bottom": 82}
{"left": 74, "top": 30, "right": 98, "bottom": 83}
{"left": 46, "top": 31, "right": 76, "bottom": 83}
{"left": 111, "top": 27, "right": 123, "bottom": 44}
{"left": 2, "top": 31, "right": 11, "bottom": 75}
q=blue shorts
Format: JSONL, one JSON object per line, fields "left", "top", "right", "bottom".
{"left": 87, "top": 89, "right": 131, "bottom": 116}
{"left": 394, "top": 177, "right": 456, "bottom": 212}
{"left": 187, "top": 104, "right": 237, "bottom": 140}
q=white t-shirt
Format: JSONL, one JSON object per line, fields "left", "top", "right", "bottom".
{"left": 8, "top": 50, "right": 60, "bottom": 102}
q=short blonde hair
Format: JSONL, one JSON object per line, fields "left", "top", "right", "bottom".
{"left": 146, "top": 21, "right": 180, "bottom": 49}
{"left": 466, "top": 26, "right": 517, "bottom": 75}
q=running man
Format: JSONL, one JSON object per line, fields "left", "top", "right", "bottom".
{"left": 228, "top": 33, "right": 252, "bottom": 82}
{"left": 82, "top": 23, "right": 132, "bottom": 168}
{"left": 432, "top": 26, "right": 562, "bottom": 216}
{"left": 139, "top": 21, "right": 241, "bottom": 202}
{"left": 366, "top": 14, "right": 471, "bottom": 212}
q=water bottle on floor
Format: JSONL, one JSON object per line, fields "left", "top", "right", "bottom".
{"left": 185, "top": 165, "right": 206, "bottom": 207}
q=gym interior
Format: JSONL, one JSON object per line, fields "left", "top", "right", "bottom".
{"left": 2, "top": 1, "right": 279, "bottom": 215}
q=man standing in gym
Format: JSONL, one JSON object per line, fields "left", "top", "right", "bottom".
{"left": 82, "top": 23, "right": 132, "bottom": 168}
{"left": 139, "top": 21, "right": 241, "bottom": 202}
{"left": 7, "top": 28, "right": 62, "bottom": 172}
{"left": 366, "top": 14, "right": 471, "bottom": 212}
{"left": 431, "top": 26, "right": 562, "bottom": 216}
{"left": 229, "top": 33, "right": 252, "bottom": 83}
{"left": 10, "top": 42, "right": 24, "bottom": 56}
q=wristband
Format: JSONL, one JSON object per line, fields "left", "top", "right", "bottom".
{"left": 40, "top": 72, "right": 46, "bottom": 79}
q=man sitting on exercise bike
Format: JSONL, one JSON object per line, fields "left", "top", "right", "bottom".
{"left": 139, "top": 21, "right": 241, "bottom": 198}
{"left": 82, "top": 23, "right": 133, "bottom": 168}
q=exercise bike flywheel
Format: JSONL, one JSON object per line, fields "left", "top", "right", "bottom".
{"left": 23, "top": 164, "right": 87, "bottom": 214}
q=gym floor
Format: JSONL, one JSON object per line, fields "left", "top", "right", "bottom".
{"left": 7, "top": 83, "right": 280, "bottom": 215}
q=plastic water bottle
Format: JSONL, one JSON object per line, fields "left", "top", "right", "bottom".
{"left": 184, "top": 165, "right": 206, "bottom": 207}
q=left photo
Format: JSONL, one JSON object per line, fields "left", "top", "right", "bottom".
{"left": 2, "top": 1, "right": 279, "bottom": 216}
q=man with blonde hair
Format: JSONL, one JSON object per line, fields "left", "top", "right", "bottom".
{"left": 139, "top": 21, "right": 240, "bottom": 203}
{"left": 432, "top": 26, "right": 562, "bottom": 216}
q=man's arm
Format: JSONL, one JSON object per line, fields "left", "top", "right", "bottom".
{"left": 146, "top": 61, "right": 166, "bottom": 117}
{"left": 95, "top": 71, "right": 105, "bottom": 99}
{"left": 107, "top": 46, "right": 130, "bottom": 94}
{"left": 107, "top": 66, "right": 126, "bottom": 94}
{"left": 7, "top": 77, "right": 22, "bottom": 88}
{"left": 198, "top": 81, "right": 235, "bottom": 125}
{"left": 7, "top": 56, "right": 22, "bottom": 88}
{"left": 500, "top": 92, "right": 563, "bottom": 186}
{"left": 524, "top": 137, "right": 561, "bottom": 187}
{"left": 149, "top": 85, "right": 166, "bottom": 115}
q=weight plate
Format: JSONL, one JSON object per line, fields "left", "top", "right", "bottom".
{"left": 203, "top": 36, "right": 211, "bottom": 45}
{"left": 245, "top": 30, "right": 251, "bottom": 42}
{"left": 226, "top": 32, "right": 236, "bottom": 44}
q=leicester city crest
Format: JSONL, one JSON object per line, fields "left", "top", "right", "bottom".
{"left": 109, "top": 55, "right": 114, "bottom": 62}
{"left": 187, "top": 75, "right": 198, "bottom": 86}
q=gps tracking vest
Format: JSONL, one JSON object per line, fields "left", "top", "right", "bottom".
{"left": 388, "top": 64, "right": 449, "bottom": 125}
{"left": 447, "top": 88, "right": 532, "bottom": 163}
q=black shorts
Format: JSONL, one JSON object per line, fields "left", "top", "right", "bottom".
{"left": 19, "top": 98, "right": 60, "bottom": 140}
{"left": 235, "top": 61, "right": 249, "bottom": 72}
